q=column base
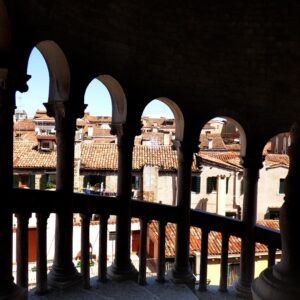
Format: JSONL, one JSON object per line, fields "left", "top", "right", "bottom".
{"left": 107, "top": 261, "right": 138, "bottom": 281}
{"left": 48, "top": 264, "right": 82, "bottom": 289}
{"left": 252, "top": 267, "right": 300, "bottom": 300}
{"left": 0, "top": 283, "right": 27, "bottom": 300}
{"left": 167, "top": 267, "right": 196, "bottom": 288}
{"left": 233, "top": 278, "right": 253, "bottom": 299}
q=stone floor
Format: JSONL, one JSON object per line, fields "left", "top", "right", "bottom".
{"left": 28, "top": 277, "right": 248, "bottom": 300}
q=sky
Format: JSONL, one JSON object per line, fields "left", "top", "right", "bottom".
{"left": 16, "top": 47, "right": 174, "bottom": 119}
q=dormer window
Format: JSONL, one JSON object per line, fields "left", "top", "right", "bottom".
{"left": 37, "top": 135, "right": 56, "bottom": 152}
{"left": 41, "top": 140, "right": 51, "bottom": 151}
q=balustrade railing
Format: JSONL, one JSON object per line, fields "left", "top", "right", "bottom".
{"left": 9, "top": 188, "right": 281, "bottom": 296}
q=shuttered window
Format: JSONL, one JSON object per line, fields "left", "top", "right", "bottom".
{"left": 132, "top": 176, "right": 141, "bottom": 190}
{"left": 207, "top": 177, "right": 217, "bottom": 193}
{"left": 40, "top": 174, "right": 48, "bottom": 190}
{"left": 279, "top": 178, "right": 285, "bottom": 194}
{"left": 191, "top": 176, "right": 201, "bottom": 193}
{"left": 226, "top": 177, "right": 229, "bottom": 194}
{"left": 13, "top": 175, "right": 19, "bottom": 188}
{"left": 30, "top": 175, "right": 35, "bottom": 190}
{"left": 83, "top": 175, "right": 90, "bottom": 188}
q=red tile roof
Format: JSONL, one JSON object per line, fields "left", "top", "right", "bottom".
{"left": 14, "top": 118, "right": 35, "bottom": 131}
{"left": 13, "top": 141, "right": 56, "bottom": 169}
{"left": 265, "top": 154, "right": 289, "bottom": 167}
{"left": 148, "top": 220, "right": 279, "bottom": 258}
{"left": 200, "top": 134, "right": 227, "bottom": 150}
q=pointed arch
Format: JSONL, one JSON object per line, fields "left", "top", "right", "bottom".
{"left": 36, "top": 41, "right": 70, "bottom": 101}
{"left": 96, "top": 75, "right": 127, "bottom": 124}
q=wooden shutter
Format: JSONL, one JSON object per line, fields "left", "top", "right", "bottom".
{"left": 207, "top": 177, "right": 213, "bottom": 193}
{"left": 13, "top": 175, "right": 19, "bottom": 188}
{"left": 279, "top": 179, "right": 285, "bottom": 194}
{"left": 194, "top": 176, "right": 201, "bottom": 193}
{"left": 84, "top": 175, "right": 90, "bottom": 187}
{"left": 40, "top": 174, "right": 48, "bottom": 190}
{"left": 226, "top": 177, "right": 229, "bottom": 194}
{"left": 30, "top": 175, "right": 35, "bottom": 190}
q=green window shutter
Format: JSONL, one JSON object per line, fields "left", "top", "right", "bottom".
{"left": 13, "top": 175, "right": 19, "bottom": 188}
{"left": 207, "top": 177, "right": 213, "bottom": 193}
{"left": 226, "top": 178, "right": 229, "bottom": 194}
{"left": 40, "top": 174, "right": 48, "bottom": 190}
{"left": 195, "top": 176, "right": 201, "bottom": 193}
{"left": 84, "top": 175, "right": 90, "bottom": 187}
{"left": 279, "top": 179, "right": 285, "bottom": 194}
{"left": 30, "top": 175, "right": 35, "bottom": 190}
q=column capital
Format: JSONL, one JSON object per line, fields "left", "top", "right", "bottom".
{"left": 44, "top": 101, "right": 87, "bottom": 120}
{"left": 110, "top": 123, "right": 124, "bottom": 137}
{"left": 0, "top": 68, "right": 30, "bottom": 93}
{"left": 240, "top": 156, "right": 264, "bottom": 169}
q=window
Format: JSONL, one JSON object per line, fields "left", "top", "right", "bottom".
{"left": 240, "top": 179, "right": 244, "bottom": 195}
{"left": 226, "top": 177, "right": 229, "bottom": 194}
{"left": 279, "top": 178, "right": 285, "bottom": 194}
{"left": 207, "top": 177, "right": 217, "bottom": 193}
{"left": 131, "top": 175, "right": 141, "bottom": 190}
{"left": 264, "top": 207, "right": 280, "bottom": 220}
{"left": 191, "top": 175, "right": 201, "bottom": 193}
{"left": 109, "top": 231, "right": 116, "bottom": 241}
{"left": 41, "top": 140, "right": 51, "bottom": 151}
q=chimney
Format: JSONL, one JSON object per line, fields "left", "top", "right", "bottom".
{"left": 88, "top": 126, "right": 93, "bottom": 137}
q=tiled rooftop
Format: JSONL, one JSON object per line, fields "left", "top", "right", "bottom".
{"left": 148, "top": 220, "right": 280, "bottom": 258}
{"left": 13, "top": 140, "right": 289, "bottom": 172}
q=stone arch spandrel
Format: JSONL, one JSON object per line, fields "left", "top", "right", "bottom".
{"left": 36, "top": 41, "right": 70, "bottom": 101}
{"left": 157, "top": 97, "right": 184, "bottom": 142}
{"left": 96, "top": 75, "right": 126, "bottom": 124}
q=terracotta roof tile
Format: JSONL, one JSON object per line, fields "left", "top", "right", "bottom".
{"left": 148, "top": 220, "right": 279, "bottom": 258}
{"left": 14, "top": 118, "right": 35, "bottom": 131}
{"left": 265, "top": 154, "right": 289, "bottom": 167}
{"left": 13, "top": 141, "right": 56, "bottom": 169}
{"left": 200, "top": 134, "right": 227, "bottom": 150}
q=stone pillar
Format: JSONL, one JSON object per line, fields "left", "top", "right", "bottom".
{"left": 168, "top": 141, "right": 196, "bottom": 285}
{"left": 252, "top": 121, "right": 300, "bottom": 299}
{"left": 107, "top": 123, "right": 138, "bottom": 280}
{"left": 234, "top": 156, "right": 263, "bottom": 297}
{"left": 0, "top": 68, "right": 28, "bottom": 299}
{"left": 45, "top": 101, "right": 86, "bottom": 289}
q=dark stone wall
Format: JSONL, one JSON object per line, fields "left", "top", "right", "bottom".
{"left": 5, "top": 0, "right": 300, "bottom": 152}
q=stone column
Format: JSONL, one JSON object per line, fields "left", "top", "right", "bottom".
{"left": 252, "top": 121, "right": 300, "bottom": 299}
{"left": 0, "top": 68, "right": 28, "bottom": 299}
{"left": 234, "top": 156, "right": 263, "bottom": 297}
{"left": 107, "top": 123, "right": 138, "bottom": 280}
{"left": 45, "top": 101, "right": 86, "bottom": 289}
{"left": 168, "top": 140, "right": 196, "bottom": 285}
